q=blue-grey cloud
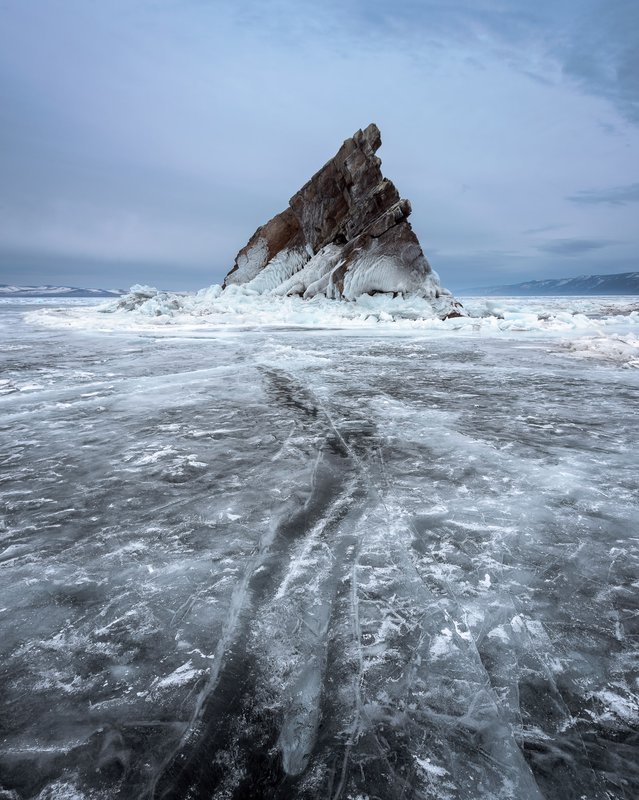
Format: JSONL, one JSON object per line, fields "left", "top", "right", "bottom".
{"left": 523, "top": 224, "right": 567, "bottom": 235}
{"left": 568, "top": 183, "right": 639, "bottom": 205}
{"left": 0, "top": 0, "right": 638, "bottom": 290}
{"left": 537, "top": 239, "right": 614, "bottom": 256}
{"left": 559, "top": 0, "right": 639, "bottom": 124}
{"left": 260, "top": 0, "right": 639, "bottom": 124}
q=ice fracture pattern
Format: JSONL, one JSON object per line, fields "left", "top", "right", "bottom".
{"left": 0, "top": 300, "right": 638, "bottom": 799}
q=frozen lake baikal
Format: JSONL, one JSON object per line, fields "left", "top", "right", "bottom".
{"left": 1, "top": 293, "right": 638, "bottom": 800}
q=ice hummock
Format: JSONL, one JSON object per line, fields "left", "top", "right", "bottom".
{"left": 19, "top": 281, "right": 460, "bottom": 333}
{"left": 24, "top": 287, "right": 639, "bottom": 368}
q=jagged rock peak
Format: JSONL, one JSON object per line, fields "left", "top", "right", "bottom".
{"left": 223, "top": 123, "right": 457, "bottom": 308}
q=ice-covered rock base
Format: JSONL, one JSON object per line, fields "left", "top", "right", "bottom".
{"left": 97, "top": 282, "right": 460, "bottom": 326}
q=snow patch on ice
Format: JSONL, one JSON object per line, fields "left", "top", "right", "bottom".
{"left": 415, "top": 756, "right": 449, "bottom": 778}
{"left": 510, "top": 615, "right": 525, "bottom": 633}
{"left": 151, "top": 660, "right": 203, "bottom": 692}
{"left": 590, "top": 689, "right": 639, "bottom": 723}
{"left": 564, "top": 332, "right": 639, "bottom": 367}
{"left": 430, "top": 628, "right": 454, "bottom": 659}
{"left": 487, "top": 625, "right": 510, "bottom": 643}
{"left": 480, "top": 573, "right": 492, "bottom": 588}
{"left": 133, "top": 446, "right": 177, "bottom": 465}
{"left": 35, "top": 781, "right": 110, "bottom": 799}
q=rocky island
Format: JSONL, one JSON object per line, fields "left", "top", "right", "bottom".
{"left": 223, "top": 124, "right": 459, "bottom": 314}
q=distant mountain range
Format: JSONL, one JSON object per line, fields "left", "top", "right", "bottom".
{"left": 460, "top": 271, "right": 639, "bottom": 296}
{"left": 4, "top": 272, "right": 639, "bottom": 299}
{"left": 0, "top": 284, "right": 125, "bottom": 298}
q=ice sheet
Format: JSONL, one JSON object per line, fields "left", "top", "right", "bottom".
{"left": 1, "top": 297, "right": 638, "bottom": 798}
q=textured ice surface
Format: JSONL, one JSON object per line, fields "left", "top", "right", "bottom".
{"left": 330, "top": 250, "right": 442, "bottom": 301}
{"left": 241, "top": 247, "right": 310, "bottom": 295}
{"left": 223, "top": 237, "right": 269, "bottom": 286}
{"left": 273, "top": 243, "right": 343, "bottom": 298}
{"left": 1, "top": 298, "right": 638, "bottom": 799}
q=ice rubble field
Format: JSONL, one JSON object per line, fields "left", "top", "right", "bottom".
{"left": 1, "top": 293, "right": 639, "bottom": 800}
{"left": 20, "top": 285, "right": 639, "bottom": 369}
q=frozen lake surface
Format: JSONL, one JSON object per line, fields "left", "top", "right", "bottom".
{"left": 1, "top": 295, "right": 638, "bottom": 799}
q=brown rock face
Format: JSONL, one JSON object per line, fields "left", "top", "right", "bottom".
{"left": 223, "top": 124, "right": 450, "bottom": 303}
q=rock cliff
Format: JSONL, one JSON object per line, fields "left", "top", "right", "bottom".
{"left": 223, "top": 124, "right": 457, "bottom": 310}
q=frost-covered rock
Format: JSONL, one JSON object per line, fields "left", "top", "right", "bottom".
{"left": 223, "top": 124, "right": 462, "bottom": 316}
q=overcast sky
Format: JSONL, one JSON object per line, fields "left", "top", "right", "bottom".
{"left": 1, "top": 0, "right": 638, "bottom": 290}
